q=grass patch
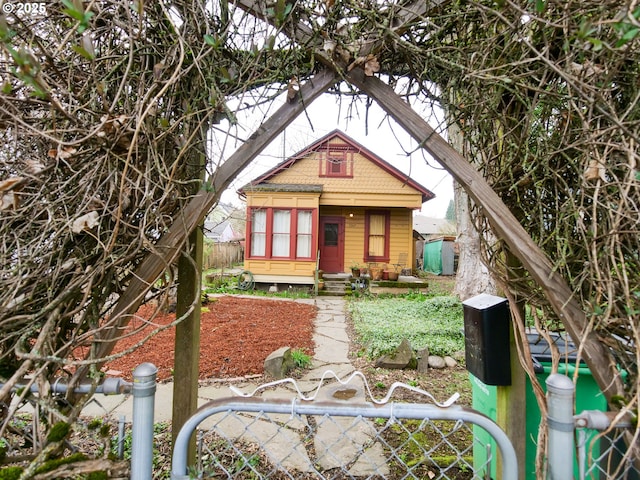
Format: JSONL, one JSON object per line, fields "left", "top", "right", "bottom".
{"left": 291, "top": 349, "right": 312, "bottom": 369}
{"left": 203, "top": 270, "right": 313, "bottom": 299}
{"left": 348, "top": 295, "right": 464, "bottom": 358}
{"left": 416, "top": 273, "right": 457, "bottom": 297}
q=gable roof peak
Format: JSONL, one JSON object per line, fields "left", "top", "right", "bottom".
{"left": 240, "top": 129, "right": 435, "bottom": 203}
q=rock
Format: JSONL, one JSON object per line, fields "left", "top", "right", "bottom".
{"left": 444, "top": 356, "right": 458, "bottom": 368}
{"left": 416, "top": 347, "right": 430, "bottom": 373}
{"left": 451, "top": 350, "right": 466, "bottom": 363}
{"left": 264, "top": 346, "right": 294, "bottom": 379}
{"left": 375, "top": 339, "right": 415, "bottom": 370}
{"left": 427, "top": 355, "right": 446, "bottom": 369}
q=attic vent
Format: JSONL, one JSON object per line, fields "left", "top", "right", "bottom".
{"left": 323, "top": 150, "right": 352, "bottom": 177}
{"left": 329, "top": 156, "right": 343, "bottom": 174}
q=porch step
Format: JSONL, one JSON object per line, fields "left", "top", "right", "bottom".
{"left": 318, "top": 273, "right": 370, "bottom": 296}
{"left": 320, "top": 273, "right": 352, "bottom": 296}
{"left": 322, "top": 273, "right": 352, "bottom": 281}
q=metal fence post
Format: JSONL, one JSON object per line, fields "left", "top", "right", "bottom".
{"left": 118, "top": 415, "right": 126, "bottom": 459}
{"left": 546, "top": 373, "right": 575, "bottom": 479}
{"left": 131, "top": 363, "right": 157, "bottom": 480}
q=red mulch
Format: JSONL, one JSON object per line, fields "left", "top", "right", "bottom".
{"left": 102, "top": 296, "right": 317, "bottom": 382}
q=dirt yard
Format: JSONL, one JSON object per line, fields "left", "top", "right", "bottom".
{"left": 99, "top": 292, "right": 472, "bottom": 478}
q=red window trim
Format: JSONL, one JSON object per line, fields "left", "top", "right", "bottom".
{"left": 271, "top": 209, "right": 292, "bottom": 258}
{"left": 319, "top": 150, "right": 353, "bottom": 178}
{"left": 364, "top": 210, "right": 390, "bottom": 263}
{"left": 246, "top": 207, "right": 317, "bottom": 260}
{"left": 246, "top": 208, "right": 270, "bottom": 259}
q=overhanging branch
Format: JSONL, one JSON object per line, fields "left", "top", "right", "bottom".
{"left": 345, "top": 67, "right": 625, "bottom": 402}
{"left": 72, "top": 68, "right": 338, "bottom": 384}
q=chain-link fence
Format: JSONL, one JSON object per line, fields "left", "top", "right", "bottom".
{"left": 0, "top": 363, "right": 157, "bottom": 479}
{"left": 540, "top": 373, "right": 640, "bottom": 480}
{"left": 171, "top": 393, "right": 517, "bottom": 479}
{"left": 575, "top": 410, "right": 640, "bottom": 480}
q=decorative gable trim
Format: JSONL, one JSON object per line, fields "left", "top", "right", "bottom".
{"left": 318, "top": 146, "right": 354, "bottom": 178}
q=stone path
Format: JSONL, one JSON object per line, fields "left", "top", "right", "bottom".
{"left": 197, "top": 297, "right": 385, "bottom": 477}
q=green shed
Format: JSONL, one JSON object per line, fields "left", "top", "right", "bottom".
{"left": 422, "top": 236, "right": 457, "bottom": 275}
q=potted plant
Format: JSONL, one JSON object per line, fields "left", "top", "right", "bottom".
{"left": 388, "top": 261, "right": 402, "bottom": 281}
{"left": 316, "top": 269, "right": 324, "bottom": 280}
{"left": 350, "top": 261, "right": 362, "bottom": 278}
{"left": 368, "top": 263, "right": 383, "bottom": 281}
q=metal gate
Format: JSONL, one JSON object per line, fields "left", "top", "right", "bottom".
{"left": 171, "top": 378, "right": 517, "bottom": 479}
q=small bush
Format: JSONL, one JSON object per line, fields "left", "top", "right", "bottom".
{"left": 291, "top": 349, "right": 312, "bottom": 369}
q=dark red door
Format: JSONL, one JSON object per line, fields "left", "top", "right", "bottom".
{"left": 319, "top": 216, "right": 344, "bottom": 273}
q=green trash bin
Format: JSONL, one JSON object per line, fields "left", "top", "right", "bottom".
{"left": 471, "top": 332, "right": 608, "bottom": 479}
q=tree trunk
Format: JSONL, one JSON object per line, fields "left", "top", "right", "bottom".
{"left": 447, "top": 108, "right": 496, "bottom": 300}
{"left": 453, "top": 184, "right": 496, "bottom": 300}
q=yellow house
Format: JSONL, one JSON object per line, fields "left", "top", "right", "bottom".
{"left": 239, "top": 130, "right": 434, "bottom": 285}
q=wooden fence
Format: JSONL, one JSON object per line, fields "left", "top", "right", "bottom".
{"left": 203, "top": 241, "right": 244, "bottom": 270}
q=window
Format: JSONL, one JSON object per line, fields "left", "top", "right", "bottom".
{"left": 250, "top": 209, "right": 266, "bottom": 256}
{"left": 296, "top": 210, "right": 312, "bottom": 257}
{"left": 328, "top": 152, "right": 346, "bottom": 176}
{"left": 365, "top": 211, "right": 390, "bottom": 262}
{"left": 247, "top": 207, "right": 315, "bottom": 260}
{"left": 272, "top": 210, "right": 291, "bottom": 257}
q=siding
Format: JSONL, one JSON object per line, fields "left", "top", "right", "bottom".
{"left": 271, "top": 144, "right": 424, "bottom": 208}
{"left": 329, "top": 207, "right": 413, "bottom": 270}
{"left": 388, "top": 209, "right": 414, "bottom": 270}
{"left": 244, "top": 259, "right": 316, "bottom": 277}
{"left": 246, "top": 192, "right": 320, "bottom": 209}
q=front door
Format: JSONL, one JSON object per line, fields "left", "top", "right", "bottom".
{"left": 319, "top": 216, "right": 344, "bottom": 273}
